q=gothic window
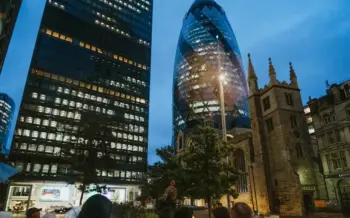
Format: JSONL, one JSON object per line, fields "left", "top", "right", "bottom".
{"left": 296, "top": 143, "right": 303, "bottom": 158}
{"left": 285, "top": 93, "right": 294, "bottom": 106}
{"left": 233, "top": 149, "right": 248, "bottom": 193}
{"left": 290, "top": 115, "right": 298, "bottom": 128}
{"left": 262, "top": 97, "right": 270, "bottom": 111}
{"left": 179, "top": 136, "right": 183, "bottom": 150}
{"left": 346, "top": 105, "right": 350, "bottom": 118}
{"left": 266, "top": 118, "right": 274, "bottom": 132}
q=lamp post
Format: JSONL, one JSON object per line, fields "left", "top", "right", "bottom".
{"left": 216, "top": 35, "right": 230, "bottom": 209}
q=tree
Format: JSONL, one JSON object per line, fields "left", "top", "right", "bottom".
{"left": 61, "top": 111, "right": 115, "bottom": 205}
{"left": 182, "top": 125, "right": 239, "bottom": 218}
{"left": 138, "top": 146, "right": 190, "bottom": 204}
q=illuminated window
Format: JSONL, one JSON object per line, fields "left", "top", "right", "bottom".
{"left": 25, "top": 117, "right": 33, "bottom": 124}
{"left": 68, "top": 112, "right": 74, "bottom": 118}
{"left": 74, "top": 113, "right": 81, "bottom": 120}
{"left": 48, "top": 133, "right": 55, "bottom": 140}
{"left": 57, "top": 87, "right": 63, "bottom": 92}
{"left": 79, "top": 42, "right": 84, "bottom": 47}
{"left": 97, "top": 97, "right": 102, "bottom": 102}
{"left": 85, "top": 44, "right": 91, "bottom": 49}
{"left": 51, "top": 165, "right": 58, "bottom": 174}
{"left": 53, "top": 109, "right": 59, "bottom": 116}
{"left": 60, "top": 111, "right": 67, "bottom": 117}
{"left": 32, "top": 131, "right": 39, "bottom": 138}
{"left": 76, "top": 102, "right": 82, "bottom": 108}
{"left": 64, "top": 88, "right": 70, "bottom": 94}
{"left": 45, "top": 108, "right": 52, "bottom": 114}
{"left": 69, "top": 101, "right": 75, "bottom": 107}
{"left": 50, "top": 121, "right": 57, "bottom": 127}
{"left": 40, "top": 132, "right": 47, "bottom": 139}
{"left": 52, "top": 32, "right": 59, "bottom": 38}
{"left": 60, "top": 35, "right": 66, "bottom": 40}
{"left": 23, "top": 129, "right": 30, "bottom": 137}
{"left": 32, "top": 92, "right": 38, "bottom": 99}
{"left": 43, "top": 120, "right": 49, "bottom": 126}
{"left": 34, "top": 118, "right": 41, "bottom": 125}
{"left": 40, "top": 94, "right": 46, "bottom": 101}
{"left": 78, "top": 92, "right": 84, "bottom": 98}
{"left": 55, "top": 98, "right": 61, "bottom": 104}
{"left": 46, "top": 29, "right": 52, "bottom": 35}
{"left": 92, "top": 46, "right": 96, "bottom": 51}
{"left": 66, "top": 37, "right": 72, "bottom": 43}
{"left": 62, "top": 99, "right": 68, "bottom": 105}
{"left": 42, "top": 165, "right": 50, "bottom": 173}
{"left": 33, "top": 164, "right": 41, "bottom": 172}
{"left": 38, "top": 145, "right": 45, "bottom": 152}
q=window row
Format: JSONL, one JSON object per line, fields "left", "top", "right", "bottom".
{"left": 96, "top": 169, "right": 144, "bottom": 180}
{"left": 30, "top": 82, "right": 147, "bottom": 113}
{"left": 43, "top": 28, "right": 149, "bottom": 71}
{"left": 19, "top": 114, "right": 145, "bottom": 134}
{"left": 326, "top": 151, "right": 348, "bottom": 171}
{"left": 31, "top": 69, "right": 148, "bottom": 105}
{"left": 15, "top": 127, "right": 146, "bottom": 143}
{"left": 48, "top": 0, "right": 65, "bottom": 10}
{"left": 14, "top": 141, "right": 146, "bottom": 154}
{"left": 24, "top": 103, "right": 82, "bottom": 120}
{"left": 326, "top": 130, "right": 341, "bottom": 144}
{"left": 13, "top": 161, "right": 144, "bottom": 180}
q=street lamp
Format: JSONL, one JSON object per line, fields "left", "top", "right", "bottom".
{"left": 216, "top": 35, "right": 230, "bottom": 208}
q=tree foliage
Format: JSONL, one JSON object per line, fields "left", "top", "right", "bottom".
{"left": 139, "top": 125, "right": 240, "bottom": 216}
{"left": 62, "top": 111, "right": 115, "bottom": 204}
{"left": 182, "top": 125, "right": 239, "bottom": 217}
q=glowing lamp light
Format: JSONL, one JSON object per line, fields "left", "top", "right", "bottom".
{"left": 219, "top": 74, "right": 225, "bottom": 81}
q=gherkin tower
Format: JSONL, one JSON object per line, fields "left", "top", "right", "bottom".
{"left": 173, "top": 0, "right": 250, "bottom": 141}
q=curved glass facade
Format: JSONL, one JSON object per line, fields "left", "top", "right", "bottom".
{"left": 173, "top": 0, "right": 250, "bottom": 136}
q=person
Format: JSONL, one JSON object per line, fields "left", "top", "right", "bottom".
{"left": 174, "top": 207, "right": 193, "bottom": 218}
{"left": 212, "top": 207, "right": 230, "bottom": 218}
{"left": 26, "top": 207, "right": 42, "bottom": 218}
{"left": 78, "top": 194, "right": 112, "bottom": 218}
{"left": 216, "top": 203, "right": 223, "bottom": 208}
{"left": 162, "top": 180, "right": 177, "bottom": 202}
{"left": 159, "top": 180, "right": 177, "bottom": 218}
{"left": 231, "top": 202, "right": 253, "bottom": 218}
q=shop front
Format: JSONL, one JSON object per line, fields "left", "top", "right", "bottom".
{"left": 5, "top": 182, "right": 141, "bottom": 213}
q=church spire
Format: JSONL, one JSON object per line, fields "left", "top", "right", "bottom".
{"left": 248, "top": 53, "right": 257, "bottom": 79}
{"left": 269, "top": 57, "right": 277, "bottom": 85}
{"left": 289, "top": 62, "right": 299, "bottom": 88}
{"left": 248, "top": 53, "right": 258, "bottom": 95}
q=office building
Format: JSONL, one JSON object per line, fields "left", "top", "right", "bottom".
{"left": 173, "top": 0, "right": 250, "bottom": 147}
{"left": 7, "top": 0, "right": 152, "bottom": 211}
{"left": 0, "top": 93, "right": 14, "bottom": 155}
{"left": 0, "top": 0, "right": 22, "bottom": 73}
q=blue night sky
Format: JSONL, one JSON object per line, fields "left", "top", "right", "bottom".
{"left": 1, "top": 0, "right": 350, "bottom": 163}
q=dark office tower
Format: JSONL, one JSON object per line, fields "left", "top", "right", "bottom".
{"left": 0, "top": 93, "right": 14, "bottom": 155}
{"left": 173, "top": 0, "right": 249, "bottom": 141}
{"left": 7, "top": 0, "right": 152, "bottom": 209}
{"left": 0, "top": 0, "right": 22, "bottom": 73}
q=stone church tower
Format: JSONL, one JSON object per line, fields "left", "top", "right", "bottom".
{"left": 247, "top": 54, "right": 325, "bottom": 216}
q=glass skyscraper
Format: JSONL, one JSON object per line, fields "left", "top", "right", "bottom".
{"left": 0, "top": 93, "right": 14, "bottom": 155}
{"left": 173, "top": 0, "right": 249, "bottom": 139}
{"left": 6, "top": 0, "right": 152, "bottom": 209}
{"left": 0, "top": 0, "right": 22, "bottom": 73}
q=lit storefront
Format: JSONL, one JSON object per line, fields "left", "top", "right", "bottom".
{"left": 5, "top": 182, "right": 140, "bottom": 212}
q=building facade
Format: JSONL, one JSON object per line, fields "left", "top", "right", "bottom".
{"left": 176, "top": 55, "right": 327, "bottom": 216}
{"left": 307, "top": 80, "right": 350, "bottom": 213}
{"left": 0, "top": 93, "right": 15, "bottom": 155}
{"left": 0, "top": 0, "right": 22, "bottom": 73}
{"left": 246, "top": 56, "right": 327, "bottom": 215}
{"left": 6, "top": 0, "right": 152, "bottom": 212}
{"left": 173, "top": 0, "right": 250, "bottom": 146}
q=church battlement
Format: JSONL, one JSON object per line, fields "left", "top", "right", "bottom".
{"left": 248, "top": 54, "right": 299, "bottom": 96}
